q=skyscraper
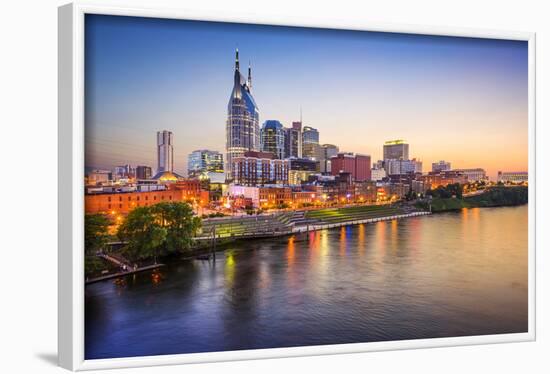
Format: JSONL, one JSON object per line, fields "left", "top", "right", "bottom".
{"left": 302, "top": 126, "right": 321, "bottom": 160}
{"left": 226, "top": 49, "right": 260, "bottom": 180}
{"left": 302, "top": 126, "right": 320, "bottom": 144}
{"left": 283, "top": 121, "right": 302, "bottom": 159}
{"left": 261, "top": 120, "right": 285, "bottom": 159}
{"left": 383, "top": 139, "right": 409, "bottom": 161}
{"left": 157, "top": 130, "right": 174, "bottom": 173}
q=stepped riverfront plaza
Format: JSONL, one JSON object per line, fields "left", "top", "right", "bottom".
{"left": 83, "top": 15, "right": 529, "bottom": 361}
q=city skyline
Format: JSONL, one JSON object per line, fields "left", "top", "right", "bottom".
{"left": 85, "top": 15, "right": 528, "bottom": 180}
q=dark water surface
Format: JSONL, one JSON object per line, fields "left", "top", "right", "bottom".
{"left": 85, "top": 206, "right": 528, "bottom": 359}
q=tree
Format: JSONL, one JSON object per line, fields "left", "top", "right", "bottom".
{"left": 84, "top": 213, "right": 111, "bottom": 255}
{"left": 117, "top": 206, "right": 167, "bottom": 261}
{"left": 152, "top": 202, "right": 201, "bottom": 255}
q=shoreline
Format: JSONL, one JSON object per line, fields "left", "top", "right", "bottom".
{"left": 85, "top": 202, "right": 526, "bottom": 285}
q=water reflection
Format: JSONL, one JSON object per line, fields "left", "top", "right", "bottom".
{"left": 85, "top": 206, "right": 528, "bottom": 359}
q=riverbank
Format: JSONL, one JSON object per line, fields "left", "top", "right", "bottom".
{"left": 85, "top": 206, "right": 431, "bottom": 283}
{"left": 421, "top": 186, "right": 528, "bottom": 213}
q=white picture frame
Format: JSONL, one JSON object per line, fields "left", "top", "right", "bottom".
{"left": 58, "top": 1, "right": 536, "bottom": 371}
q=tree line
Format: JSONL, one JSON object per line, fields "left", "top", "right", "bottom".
{"left": 85, "top": 202, "right": 202, "bottom": 262}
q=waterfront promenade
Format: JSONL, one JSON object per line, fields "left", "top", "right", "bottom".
{"left": 197, "top": 204, "right": 430, "bottom": 240}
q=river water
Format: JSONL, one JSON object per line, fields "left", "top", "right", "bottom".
{"left": 85, "top": 205, "right": 528, "bottom": 359}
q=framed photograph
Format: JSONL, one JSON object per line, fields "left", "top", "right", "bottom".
{"left": 58, "top": 2, "right": 536, "bottom": 371}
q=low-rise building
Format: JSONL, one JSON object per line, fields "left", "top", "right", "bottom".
{"left": 411, "top": 180, "right": 429, "bottom": 195}
{"left": 87, "top": 170, "right": 112, "bottom": 185}
{"left": 371, "top": 168, "right": 387, "bottom": 181}
{"left": 497, "top": 171, "right": 528, "bottom": 183}
{"left": 417, "top": 170, "right": 468, "bottom": 189}
{"left": 227, "top": 185, "right": 292, "bottom": 208}
{"left": 85, "top": 189, "right": 180, "bottom": 215}
{"left": 453, "top": 168, "right": 487, "bottom": 182}
{"left": 432, "top": 160, "right": 451, "bottom": 172}
{"left": 85, "top": 178, "right": 205, "bottom": 215}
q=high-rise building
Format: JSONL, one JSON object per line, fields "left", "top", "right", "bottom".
{"left": 157, "top": 130, "right": 174, "bottom": 173}
{"left": 226, "top": 49, "right": 260, "bottom": 180}
{"left": 432, "top": 160, "right": 451, "bottom": 172}
{"left": 136, "top": 165, "right": 152, "bottom": 180}
{"left": 302, "top": 126, "right": 321, "bottom": 160}
{"left": 231, "top": 151, "right": 289, "bottom": 186}
{"left": 302, "top": 126, "right": 319, "bottom": 144}
{"left": 261, "top": 120, "right": 285, "bottom": 159}
{"left": 320, "top": 144, "right": 339, "bottom": 173}
{"left": 303, "top": 143, "right": 322, "bottom": 161}
{"left": 383, "top": 139, "right": 409, "bottom": 161}
{"left": 283, "top": 121, "right": 302, "bottom": 159}
{"left": 187, "top": 150, "right": 224, "bottom": 179}
{"left": 330, "top": 153, "right": 372, "bottom": 181}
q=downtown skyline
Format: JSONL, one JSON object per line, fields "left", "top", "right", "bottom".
{"left": 84, "top": 15, "right": 528, "bottom": 180}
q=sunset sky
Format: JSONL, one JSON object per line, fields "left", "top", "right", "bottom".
{"left": 85, "top": 15, "right": 528, "bottom": 180}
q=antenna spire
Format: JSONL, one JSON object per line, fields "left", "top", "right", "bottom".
{"left": 247, "top": 61, "right": 252, "bottom": 91}
{"left": 235, "top": 48, "right": 240, "bottom": 71}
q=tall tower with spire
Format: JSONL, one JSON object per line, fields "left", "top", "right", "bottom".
{"left": 226, "top": 49, "right": 260, "bottom": 180}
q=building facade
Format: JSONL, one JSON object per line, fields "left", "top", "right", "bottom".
{"left": 188, "top": 149, "right": 224, "bottom": 179}
{"left": 320, "top": 144, "right": 339, "bottom": 173}
{"left": 226, "top": 49, "right": 260, "bottom": 180}
{"left": 386, "top": 158, "right": 422, "bottom": 175}
{"left": 371, "top": 168, "right": 387, "bottom": 181}
{"left": 283, "top": 121, "right": 303, "bottom": 159}
{"left": 231, "top": 151, "right": 289, "bottom": 186}
{"left": 87, "top": 170, "right": 112, "bottom": 185}
{"left": 497, "top": 171, "right": 528, "bottom": 183}
{"left": 432, "top": 160, "right": 451, "bottom": 172}
{"left": 418, "top": 171, "right": 468, "bottom": 189}
{"left": 260, "top": 120, "right": 285, "bottom": 159}
{"left": 453, "top": 168, "right": 487, "bottom": 182}
{"left": 227, "top": 185, "right": 292, "bottom": 208}
{"left": 330, "top": 153, "right": 372, "bottom": 182}
{"left": 302, "top": 126, "right": 321, "bottom": 160}
{"left": 383, "top": 139, "right": 409, "bottom": 161}
{"left": 114, "top": 164, "right": 135, "bottom": 180}
{"left": 136, "top": 165, "right": 152, "bottom": 180}
{"left": 288, "top": 157, "right": 319, "bottom": 185}
{"left": 157, "top": 130, "right": 174, "bottom": 173}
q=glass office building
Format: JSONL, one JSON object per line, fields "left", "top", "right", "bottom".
{"left": 226, "top": 49, "right": 260, "bottom": 180}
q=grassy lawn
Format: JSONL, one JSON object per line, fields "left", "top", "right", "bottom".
{"left": 305, "top": 205, "right": 403, "bottom": 223}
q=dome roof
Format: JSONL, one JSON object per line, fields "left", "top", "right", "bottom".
{"left": 152, "top": 170, "right": 184, "bottom": 182}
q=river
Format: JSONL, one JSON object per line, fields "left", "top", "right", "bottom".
{"left": 85, "top": 205, "right": 528, "bottom": 359}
